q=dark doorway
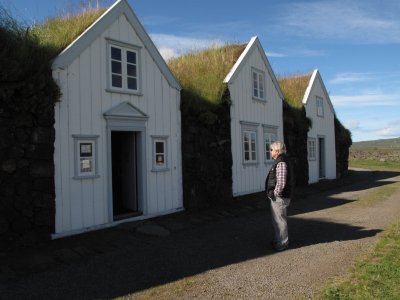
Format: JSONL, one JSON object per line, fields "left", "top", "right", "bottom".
{"left": 111, "top": 131, "right": 141, "bottom": 220}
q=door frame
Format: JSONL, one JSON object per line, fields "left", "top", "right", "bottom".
{"left": 104, "top": 102, "right": 148, "bottom": 223}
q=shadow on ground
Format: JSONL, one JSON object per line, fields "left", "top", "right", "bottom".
{"left": 0, "top": 169, "right": 399, "bottom": 299}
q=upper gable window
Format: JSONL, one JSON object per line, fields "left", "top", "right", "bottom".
{"left": 316, "top": 96, "right": 324, "bottom": 117}
{"left": 252, "top": 68, "right": 265, "bottom": 101}
{"left": 108, "top": 40, "right": 141, "bottom": 94}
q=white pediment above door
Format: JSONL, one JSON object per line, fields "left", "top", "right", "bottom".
{"left": 103, "top": 102, "right": 149, "bottom": 120}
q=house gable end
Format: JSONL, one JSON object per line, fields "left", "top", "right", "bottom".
{"left": 52, "top": 0, "right": 180, "bottom": 90}
{"left": 223, "top": 36, "right": 284, "bottom": 100}
{"left": 303, "top": 69, "right": 335, "bottom": 115}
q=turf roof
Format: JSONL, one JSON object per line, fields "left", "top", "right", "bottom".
{"left": 31, "top": 8, "right": 105, "bottom": 58}
{"left": 168, "top": 43, "right": 247, "bottom": 104}
{"left": 278, "top": 73, "right": 312, "bottom": 109}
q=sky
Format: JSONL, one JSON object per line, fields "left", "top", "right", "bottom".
{"left": 1, "top": 0, "right": 400, "bottom": 142}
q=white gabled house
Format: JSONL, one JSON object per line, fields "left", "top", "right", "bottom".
{"left": 52, "top": 0, "right": 183, "bottom": 238}
{"left": 224, "top": 36, "right": 285, "bottom": 196}
{"left": 302, "top": 69, "right": 336, "bottom": 183}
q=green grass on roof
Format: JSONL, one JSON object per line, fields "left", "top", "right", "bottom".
{"left": 31, "top": 8, "right": 105, "bottom": 57}
{"left": 278, "top": 73, "right": 312, "bottom": 108}
{"left": 168, "top": 44, "right": 246, "bottom": 104}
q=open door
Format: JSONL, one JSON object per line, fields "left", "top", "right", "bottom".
{"left": 111, "top": 131, "right": 141, "bottom": 220}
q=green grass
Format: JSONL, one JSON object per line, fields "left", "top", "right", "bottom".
{"left": 322, "top": 221, "right": 400, "bottom": 300}
{"left": 31, "top": 7, "right": 105, "bottom": 57}
{"left": 168, "top": 44, "right": 246, "bottom": 104}
{"left": 349, "top": 159, "right": 400, "bottom": 171}
{"left": 278, "top": 72, "right": 312, "bottom": 108}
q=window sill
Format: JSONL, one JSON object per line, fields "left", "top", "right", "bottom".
{"left": 252, "top": 97, "right": 267, "bottom": 103}
{"left": 73, "top": 174, "right": 100, "bottom": 180}
{"left": 106, "top": 88, "right": 143, "bottom": 97}
{"left": 151, "top": 167, "right": 170, "bottom": 172}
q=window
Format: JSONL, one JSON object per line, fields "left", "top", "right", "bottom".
{"left": 308, "top": 138, "right": 316, "bottom": 160}
{"left": 316, "top": 96, "right": 324, "bottom": 117}
{"left": 108, "top": 41, "right": 140, "bottom": 93}
{"left": 263, "top": 126, "right": 278, "bottom": 161}
{"left": 73, "top": 135, "right": 99, "bottom": 178}
{"left": 243, "top": 131, "right": 257, "bottom": 162}
{"left": 252, "top": 69, "right": 265, "bottom": 100}
{"left": 152, "top": 136, "right": 168, "bottom": 171}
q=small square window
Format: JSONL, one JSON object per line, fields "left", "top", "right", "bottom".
{"left": 152, "top": 137, "right": 169, "bottom": 171}
{"left": 73, "top": 136, "right": 99, "bottom": 178}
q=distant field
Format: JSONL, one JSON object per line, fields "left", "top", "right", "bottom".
{"left": 350, "top": 138, "right": 400, "bottom": 164}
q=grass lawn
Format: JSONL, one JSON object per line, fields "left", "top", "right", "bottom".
{"left": 349, "top": 159, "right": 400, "bottom": 171}
{"left": 322, "top": 221, "right": 400, "bottom": 300}
{"left": 321, "top": 163, "right": 400, "bottom": 299}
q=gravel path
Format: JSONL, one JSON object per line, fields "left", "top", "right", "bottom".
{"left": 1, "top": 169, "right": 400, "bottom": 299}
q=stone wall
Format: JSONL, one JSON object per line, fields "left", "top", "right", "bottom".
{"left": 181, "top": 89, "right": 233, "bottom": 210}
{"left": 0, "top": 21, "right": 59, "bottom": 250}
{"left": 0, "top": 88, "right": 57, "bottom": 251}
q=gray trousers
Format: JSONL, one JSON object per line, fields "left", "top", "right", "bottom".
{"left": 269, "top": 196, "right": 291, "bottom": 246}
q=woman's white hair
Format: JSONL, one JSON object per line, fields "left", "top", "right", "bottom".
{"left": 270, "top": 141, "right": 286, "bottom": 154}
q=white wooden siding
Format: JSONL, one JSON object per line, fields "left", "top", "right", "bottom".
{"left": 53, "top": 14, "right": 182, "bottom": 236}
{"left": 229, "top": 46, "right": 283, "bottom": 196}
{"left": 305, "top": 76, "right": 336, "bottom": 183}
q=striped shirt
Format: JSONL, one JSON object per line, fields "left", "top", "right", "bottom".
{"left": 274, "top": 161, "right": 288, "bottom": 197}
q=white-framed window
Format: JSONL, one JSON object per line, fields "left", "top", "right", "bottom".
{"left": 241, "top": 122, "right": 259, "bottom": 164}
{"left": 152, "top": 136, "right": 169, "bottom": 171}
{"left": 107, "top": 40, "right": 141, "bottom": 94}
{"left": 316, "top": 96, "right": 324, "bottom": 117}
{"left": 243, "top": 131, "right": 257, "bottom": 162}
{"left": 252, "top": 68, "right": 265, "bottom": 100}
{"left": 308, "top": 138, "right": 316, "bottom": 160}
{"left": 73, "top": 135, "right": 99, "bottom": 178}
{"left": 263, "top": 126, "right": 278, "bottom": 162}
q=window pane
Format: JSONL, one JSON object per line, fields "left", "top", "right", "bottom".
{"left": 251, "top": 151, "right": 256, "bottom": 161}
{"left": 112, "top": 74, "right": 122, "bottom": 88}
{"left": 127, "top": 64, "right": 136, "bottom": 77}
{"left": 111, "top": 61, "right": 122, "bottom": 74}
{"left": 156, "top": 154, "right": 165, "bottom": 165}
{"left": 244, "top": 152, "right": 249, "bottom": 161}
{"left": 80, "top": 158, "right": 93, "bottom": 173}
{"left": 156, "top": 141, "right": 164, "bottom": 153}
{"left": 127, "top": 77, "right": 137, "bottom": 90}
{"left": 111, "top": 47, "right": 121, "bottom": 60}
{"left": 127, "top": 51, "right": 136, "bottom": 64}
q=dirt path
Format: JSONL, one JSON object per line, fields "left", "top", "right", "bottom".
{"left": 1, "top": 169, "right": 400, "bottom": 299}
{"left": 132, "top": 170, "right": 400, "bottom": 299}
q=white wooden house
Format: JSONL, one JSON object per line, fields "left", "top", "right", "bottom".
{"left": 52, "top": 0, "right": 182, "bottom": 238}
{"left": 224, "top": 37, "right": 285, "bottom": 196}
{"left": 302, "top": 69, "right": 336, "bottom": 183}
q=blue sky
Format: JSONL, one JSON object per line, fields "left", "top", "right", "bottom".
{"left": 2, "top": 0, "right": 400, "bottom": 142}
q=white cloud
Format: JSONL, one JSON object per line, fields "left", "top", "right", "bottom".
{"left": 344, "top": 120, "right": 360, "bottom": 130}
{"left": 378, "top": 127, "right": 400, "bottom": 137}
{"left": 330, "top": 72, "right": 374, "bottom": 84}
{"left": 278, "top": 1, "right": 400, "bottom": 44}
{"left": 265, "top": 51, "right": 287, "bottom": 58}
{"left": 150, "top": 33, "right": 224, "bottom": 60}
{"left": 331, "top": 93, "right": 400, "bottom": 107}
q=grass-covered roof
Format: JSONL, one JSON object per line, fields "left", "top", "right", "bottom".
{"left": 31, "top": 7, "right": 105, "bottom": 58}
{"left": 168, "top": 44, "right": 247, "bottom": 104}
{"left": 278, "top": 73, "right": 312, "bottom": 109}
